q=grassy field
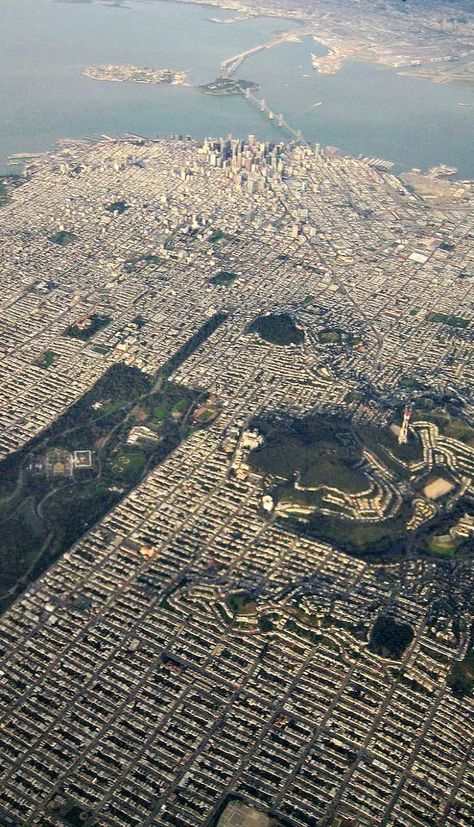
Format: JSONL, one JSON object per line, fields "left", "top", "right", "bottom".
{"left": 303, "top": 503, "right": 412, "bottom": 559}
{"left": 102, "top": 398, "right": 128, "bottom": 415}
{"left": 35, "top": 349, "right": 56, "bottom": 369}
{"left": 226, "top": 591, "right": 256, "bottom": 616}
{"left": 110, "top": 449, "right": 146, "bottom": 482}
{"left": 399, "top": 375, "right": 423, "bottom": 390}
{"left": 301, "top": 454, "right": 368, "bottom": 493}
{"left": 318, "top": 329, "right": 342, "bottom": 344}
{"left": 194, "top": 406, "right": 218, "bottom": 424}
{"left": 425, "top": 535, "right": 461, "bottom": 558}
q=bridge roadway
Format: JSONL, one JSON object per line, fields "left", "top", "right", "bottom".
{"left": 220, "top": 28, "right": 312, "bottom": 143}
{"left": 220, "top": 27, "right": 312, "bottom": 78}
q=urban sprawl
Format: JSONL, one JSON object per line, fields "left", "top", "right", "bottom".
{"left": 0, "top": 134, "right": 472, "bottom": 827}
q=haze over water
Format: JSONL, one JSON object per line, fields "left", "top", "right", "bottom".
{"left": 1, "top": 0, "right": 473, "bottom": 177}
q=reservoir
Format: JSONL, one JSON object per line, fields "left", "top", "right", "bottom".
{"left": 1, "top": 0, "right": 473, "bottom": 177}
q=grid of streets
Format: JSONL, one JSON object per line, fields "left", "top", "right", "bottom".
{"left": 0, "top": 136, "right": 472, "bottom": 827}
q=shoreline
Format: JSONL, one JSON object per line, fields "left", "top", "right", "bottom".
{"left": 136, "top": 0, "right": 474, "bottom": 83}
{"left": 1, "top": 0, "right": 473, "bottom": 180}
{"left": 6, "top": 135, "right": 474, "bottom": 199}
{"left": 44, "top": 0, "right": 474, "bottom": 84}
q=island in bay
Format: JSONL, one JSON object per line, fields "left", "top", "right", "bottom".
{"left": 82, "top": 65, "right": 188, "bottom": 86}
{"left": 198, "top": 76, "right": 260, "bottom": 96}
{"left": 82, "top": 67, "right": 259, "bottom": 98}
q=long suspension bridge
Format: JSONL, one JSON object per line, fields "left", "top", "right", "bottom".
{"left": 242, "top": 87, "right": 304, "bottom": 142}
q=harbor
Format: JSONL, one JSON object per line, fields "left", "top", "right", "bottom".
{"left": 1, "top": 0, "right": 473, "bottom": 178}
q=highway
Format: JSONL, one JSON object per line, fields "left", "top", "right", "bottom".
{"left": 219, "top": 28, "right": 309, "bottom": 78}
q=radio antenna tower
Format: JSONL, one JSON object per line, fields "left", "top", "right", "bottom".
{"left": 398, "top": 401, "right": 413, "bottom": 445}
